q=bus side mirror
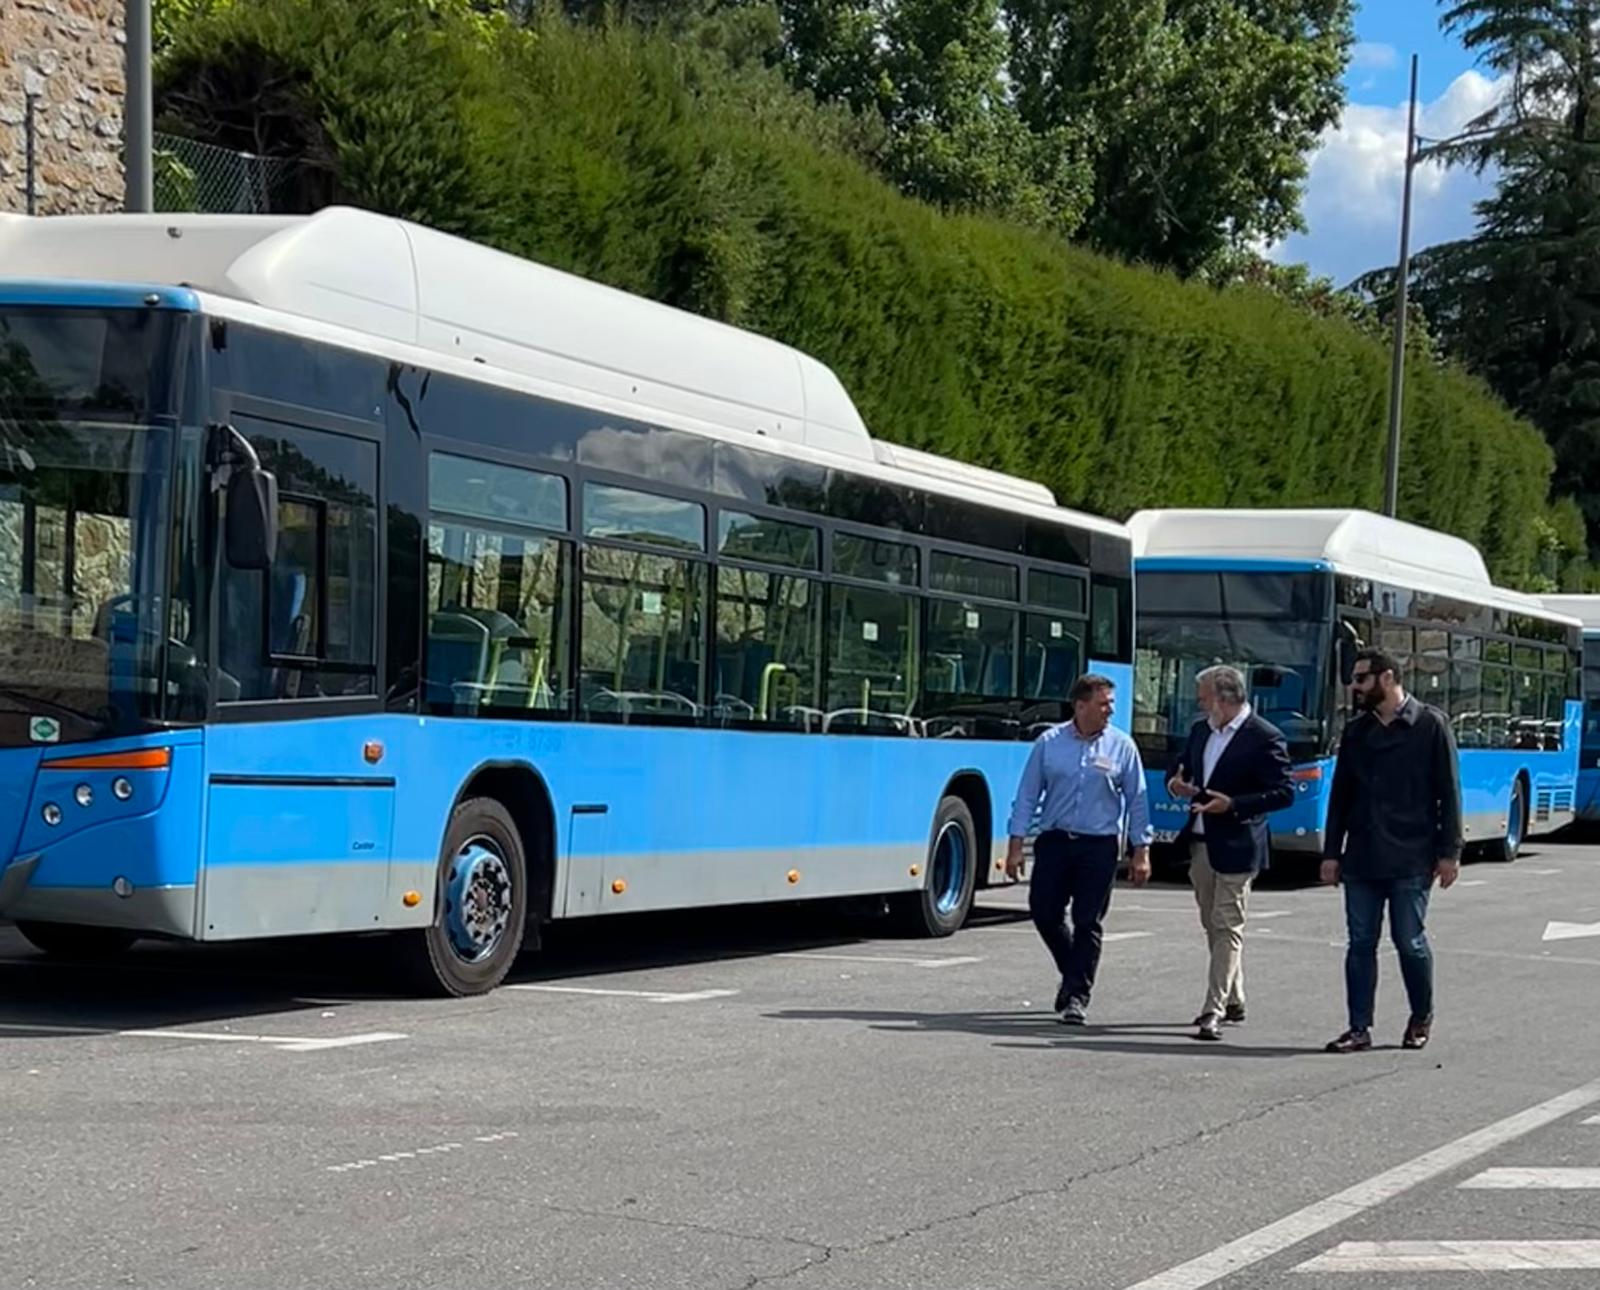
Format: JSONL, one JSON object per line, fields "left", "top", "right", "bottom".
{"left": 1336, "top": 636, "right": 1356, "bottom": 685}
{"left": 226, "top": 466, "right": 278, "bottom": 571}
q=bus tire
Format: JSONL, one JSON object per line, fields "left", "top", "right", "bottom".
{"left": 400, "top": 796, "right": 528, "bottom": 997}
{"left": 15, "top": 922, "right": 137, "bottom": 960}
{"left": 1489, "top": 780, "right": 1527, "bottom": 863}
{"left": 893, "top": 795, "right": 978, "bottom": 937}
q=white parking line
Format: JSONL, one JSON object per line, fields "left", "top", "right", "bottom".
{"left": 507, "top": 984, "right": 739, "bottom": 1003}
{"left": 1293, "top": 1240, "right": 1600, "bottom": 1273}
{"left": 1117, "top": 1074, "right": 1600, "bottom": 1290}
{"left": 1460, "top": 1167, "right": 1600, "bottom": 1189}
{"left": 1584, "top": 1114, "right": 1600, "bottom": 1125}
{"left": 773, "top": 952, "right": 984, "bottom": 969}
{"left": 1457, "top": 879, "right": 1488, "bottom": 887}
{"left": 0, "top": 1021, "right": 406, "bottom": 1052}
{"left": 326, "top": 1133, "right": 519, "bottom": 1174}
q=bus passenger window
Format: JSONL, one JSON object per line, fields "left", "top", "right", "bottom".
{"left": 713, "top": 566, "right": 820, "bottom": 727}
{"left": 425, "top": 523, "right": 570, "bottom": 715}
{"left": 824, "top": 584, "right": 918, "bottom": 734}
{"left": 579, "top": 547, "right": 705, "bottom": 720}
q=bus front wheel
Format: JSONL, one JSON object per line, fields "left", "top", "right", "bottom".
{"left": 1489, "top": 781, "right": 1527, "bottom": 863}
{"left": 16, "top": 922, "right": 137, "bottom": 960}
{"left": 893, "top": 795, "right": 978, "bottom": 937}
{"left": 400, "top": 796, "right": 529, "bottom": 996}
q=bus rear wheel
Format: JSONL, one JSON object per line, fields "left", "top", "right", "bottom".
{"left": 893, "top": 795, "right": 978, "bottom": 937}
{"left": 399, "top": 797, "right": 529, "bottom": 996}
{"left": 16, "top": 922, "right": 137, "bottom": 960}
{"left": 1489, "top": 780, "right": 1527, "bottom": 863}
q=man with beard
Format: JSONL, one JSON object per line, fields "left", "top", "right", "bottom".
{"left": 1321, "top": 648, "right": 1462, "bottom": 1053}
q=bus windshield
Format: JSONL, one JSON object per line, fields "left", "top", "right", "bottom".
{"left": 1584, "top": 637, "right": 1600, "bottom": 754}
{"left": 1134, "top": 569, "right": 1332, "bottom": 763}
{"left": 0, "top": 306, "right": 187, "bottom": 747}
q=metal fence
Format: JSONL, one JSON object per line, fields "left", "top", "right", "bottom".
{"left": 153, "top": 132, "right": 298, "bottom": 214}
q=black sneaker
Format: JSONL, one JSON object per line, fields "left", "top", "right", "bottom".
{"left": 1224, "top": 1003, "right": 1247, "bottom": 1024}
{"left": 1054, "top": 980, "right": 1072, "bottom": 1013}
{"left": 1196, "top": 1013, "right": 1222, "bottom": 1041}
{"left": 1059, "top": 997, "right": 1087, "bottom": 1025}
{"left": 1324, "top": 1028, "right": 1372, "bottom": 1053}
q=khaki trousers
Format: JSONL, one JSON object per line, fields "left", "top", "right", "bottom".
{"left": 1190, "top": 841, "right": 1251, "bottom": 1016}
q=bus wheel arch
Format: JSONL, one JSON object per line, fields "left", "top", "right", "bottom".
{"left": 943, "top": 771, "right": 994, "bottom": 888}
{"left": 892, "top": 772, "right": 987, "bottom": 937}
{"left": 1492, "top": 772, "right": 1530, "bottom": 863}
{"left": 450, "top": 761, "right": 557, "bottom": 935}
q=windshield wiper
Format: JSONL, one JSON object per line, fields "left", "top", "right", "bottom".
{"left": 0, "top": 685, "right": 110, "bottom": 730}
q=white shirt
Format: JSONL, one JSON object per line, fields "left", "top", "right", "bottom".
{"left": 1194, "top": 703, "right": 1251, "bottom": 837}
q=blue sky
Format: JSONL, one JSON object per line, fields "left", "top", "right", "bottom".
{"left": 1269, "top": 1, "right": 1501, "bottom": 287}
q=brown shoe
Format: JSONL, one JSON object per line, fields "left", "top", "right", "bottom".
{"left": 1324, "top": 1028, "right": 1372, "bottom": 1053}
{"left": 1402, "top": 1018, "right": 1432, "bottom": 1050}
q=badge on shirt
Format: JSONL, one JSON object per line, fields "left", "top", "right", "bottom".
{"left": 1092, "top": 755, "right": 1115, "bottom": 773}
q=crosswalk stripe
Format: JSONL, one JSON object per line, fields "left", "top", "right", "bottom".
{"left": 1460, "top": 1167, "right": 1600, "bottom": 1189}
{"left": 1293, "top": 1241, "right": 1600, "bottom": 1272}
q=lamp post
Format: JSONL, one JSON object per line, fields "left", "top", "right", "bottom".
{"left": 1384, "top": 53, "right": 1420, "bottom": 519}
{"left": 125, "top": 0, "right": 153, "bottom": 212}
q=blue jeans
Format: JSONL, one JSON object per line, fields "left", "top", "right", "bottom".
{"left": 1343, "top": 875, "right": 1433, "bottom": 1032}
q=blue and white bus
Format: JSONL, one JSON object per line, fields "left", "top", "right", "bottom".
{"left": 1539, "top": 595, "right": 1600, "bottom": 822}
{"left": 1128, "top": 509, "right": 1581, "bottom": 869}
{"left": 0, "top": 207, "right": 1132, "bottom": 994}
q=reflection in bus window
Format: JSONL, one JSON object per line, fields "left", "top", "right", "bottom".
{"left": 580, "top": 546, "right": 704, "bottom": 719}
{"left": 713, "top": 566, "right": 820, "bottom": 726}
{"left": 825, "top": 584, "right": 918, "bottom": 733}
{"left": 426, "top": 521, "right": 569, "bottom": 714}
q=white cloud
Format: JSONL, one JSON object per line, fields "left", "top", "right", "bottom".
{"left": 1350, "top": 41, "right": 1399, "bottom": 71}
{"left": 1269, "top": 70, "right": 1508, "bottom": 286}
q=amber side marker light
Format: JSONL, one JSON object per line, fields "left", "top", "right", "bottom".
{"left": 42, "top": 748, "right": 172, "bottom": 772}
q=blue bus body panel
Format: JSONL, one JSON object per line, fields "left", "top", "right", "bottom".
{"left": 1580, "top": 766, "right": 1600, "bottom": 822}
{"left": 0, "top": 281, "right": 201, "bottom": 311}
{"left": 0, "top": 654, "right": 1129, "bottom": 939}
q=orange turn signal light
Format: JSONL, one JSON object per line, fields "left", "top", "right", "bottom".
{"left": 43, "top": 747, "right": 172, "bottom": 771}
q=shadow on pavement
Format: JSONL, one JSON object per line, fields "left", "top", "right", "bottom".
{"left": 763, "top": 1005, "right": 1334, "bottom": 1058}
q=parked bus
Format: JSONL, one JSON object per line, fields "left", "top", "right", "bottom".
{"left": 1129, "top": 509, "right": 1580, "bottom": 870}
{"left": 0, "top": 207, "right": 1132, "bottom": 994}
{"left": 1539, "top": 595, "right": 1600, "bottom": 822}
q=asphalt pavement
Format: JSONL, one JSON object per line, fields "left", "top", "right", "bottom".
{"left": 6, "top": 841, "right": 1600, "bottom": 1289}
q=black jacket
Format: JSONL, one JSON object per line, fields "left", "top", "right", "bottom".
{"left": 1169, "top": 713, "right": 1295, "bottom": 874}
{"left": 1323, "top": 697, "right": 1463, "bottom": 880}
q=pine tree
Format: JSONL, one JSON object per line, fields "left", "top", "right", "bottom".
{"left": 1432, "top": 2, "right": 1600, "bottom": 541}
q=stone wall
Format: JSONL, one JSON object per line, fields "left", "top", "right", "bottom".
{"left": 0, "top": 0, "right": 126, "bottom": 215}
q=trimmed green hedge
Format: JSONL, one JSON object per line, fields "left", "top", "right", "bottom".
{"left": 157, "top": 1, "right": 1556, "bottom": 584}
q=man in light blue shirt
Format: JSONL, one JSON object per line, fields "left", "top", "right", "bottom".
{"left": 1005, "top": 673, "right": 1152, "bottom": 1024}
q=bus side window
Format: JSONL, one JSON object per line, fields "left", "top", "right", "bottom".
{"left": 217, "top": 417, "right": 379, "bottom": 704}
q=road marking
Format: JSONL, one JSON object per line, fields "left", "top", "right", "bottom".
{"left": 1103, "top": 931, "right": 1154, "bottom": 943}
{"left": 326, "top": 1134, "right": 517, "bottom": 1174}
{"left": 1457, "top": 879, "right": 1488, "bottom": 887}
{"left": 0, "top": 1022, "right": 406, "bottom": 1053}
{"left": 773, "top": 952, "right": 984, "bottom": 969}
{"left": 1525, "top": 868, "right": 1564, "bottom": 875}
{"left": 1118, "top": 1073, "right": 1600, "bottom": 1290}
{"left": 1245, "top": 928, "right": 1600, "bottom": 969}
{"left": 1460, "top": 1167, "right": 1600, "bottom": 1189}
{"left": 1584, "top": 1114, "right": 1600, "bottom": 1125}
{"left": 1293, "top": 1241, "right": 1600, "bottom": 1273}
{"left": 506, "top": 984, "right": 740, "bottom": 1003}
{"left": 1543, "top": 919, "right": 1600, "bottom": 942}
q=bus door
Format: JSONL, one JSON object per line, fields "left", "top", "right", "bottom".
{"left": 201, "top": 402, "right": 395, "bottom": 939}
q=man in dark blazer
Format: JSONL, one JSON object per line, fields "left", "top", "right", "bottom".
{"left": 1167, "top": 664, "right": 1294, "bottom": 1041}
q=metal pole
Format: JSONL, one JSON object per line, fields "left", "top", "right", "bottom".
{"left": 24, "top": 94, "right": 37, "bottom": 215}
{"left": 125, "top": 0, "right": 154, "bottom": 211}
{"left": 1384, "top": 53, "right": 1419, "bottom": 518}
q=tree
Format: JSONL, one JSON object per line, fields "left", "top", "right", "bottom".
{"left": 1422, "top": 2, "right": 1600, "bottom": 545}
{"left": 1003, "top": 0, "right": 1355, "bottom": 272}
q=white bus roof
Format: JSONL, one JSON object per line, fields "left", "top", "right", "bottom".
{"left": 1129, "top": 508, "right": 1574, "bottom": 623}
{"left": 0, "top": 207, "right": 1123, "bottom": 537}
{"left": 1541, "top": 595, "right": 1600, "bottom": 629}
